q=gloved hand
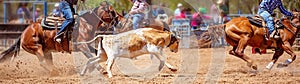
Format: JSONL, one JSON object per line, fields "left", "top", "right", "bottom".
{"left": 285, "top": 14, "right": 293, "bottom": 20}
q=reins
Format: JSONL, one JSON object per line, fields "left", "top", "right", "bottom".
{"left": 281, "top": 17, "right": 299, "bottom": 35}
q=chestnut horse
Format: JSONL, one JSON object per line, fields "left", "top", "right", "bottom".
{"left": 225, "top": 11, "right": 300, "bottom": 70}
{"left": 0, "top": 5, "right": 117, "bottom": 76}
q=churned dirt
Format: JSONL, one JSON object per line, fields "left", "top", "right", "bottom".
{"left": 0, "top": 46, "right": 300, "bottom": 83}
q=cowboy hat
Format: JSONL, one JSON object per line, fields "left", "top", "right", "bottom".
{"left": 217, "top": 0, "right": 224, "bottom": 4}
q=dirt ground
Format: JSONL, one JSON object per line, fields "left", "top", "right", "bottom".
{"left": 0, "top": 46, "right": 300, "bottom": 83}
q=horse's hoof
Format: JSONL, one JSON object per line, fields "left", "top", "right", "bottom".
{"left": 80, "top": 73, "right": 84, "bottom": 76}
{"left": 247, "top": 63, "right": 258, "bottom": 70}
{"left": 252, "top": 64, "right": 258, "bottom": 70}
{"left": 102, "top": 71, "right": 108, "bottom": 74}
{"left": 169, "top": 68, "right": 178, "bottom": 71}
{"left": 277, "top": 63, "right": 288, "bottom": 68}
{"left": 229, "top": 50, "right": 235, "bottom": 55}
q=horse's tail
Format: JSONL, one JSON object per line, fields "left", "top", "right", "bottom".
{"left": 0, "top": 38, "right": 21, "bottom": 63}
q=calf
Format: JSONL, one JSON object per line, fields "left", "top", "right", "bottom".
{"left": 77, "top": 28, "right": 180, "bottom": 78}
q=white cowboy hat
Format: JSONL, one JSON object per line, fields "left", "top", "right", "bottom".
{"left": 177, "top": 3, "right": 182, "bottom": 7}
{"left": 217, "top": 0, "right": 224, "bottom": 4}
{"left": 54, "top": 3, "right": 59, "bottom": 7}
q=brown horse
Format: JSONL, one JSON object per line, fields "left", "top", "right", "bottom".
{"left": 0, "top": 5, "right": 117, "bottom": 76}
{"left": 225, "top": 11, "right": 300, "bottom": 70}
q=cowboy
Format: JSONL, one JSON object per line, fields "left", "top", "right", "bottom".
{"left": 174, "top": 3, "right": 183, "bottom": 17}
{"left": 54, "top": 0, "right": 85, "bottom": 43}
{"left": 258, "top": 0, "right": 293, "bottom": 39}
{"left": 52, "top": 3, "right": 61, "bottom": 17}
{"left": 128, "top": 0, "right": 147, "bottom": 30}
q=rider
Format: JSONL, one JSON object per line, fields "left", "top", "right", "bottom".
{"left": 258, "top": 0, "right": 293, "bottom": 39}
{"left": 54, "top": 0, "right": 85, "bottom": 43}
{"left": 128, "top": 0, "right": 146, "bottom": 30}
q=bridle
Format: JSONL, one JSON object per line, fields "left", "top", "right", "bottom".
{"left": 278, "top": 13, "right": 300, "bottom": 35}
{"left": 80, "top": 1, "right": 120, "bottom": 33}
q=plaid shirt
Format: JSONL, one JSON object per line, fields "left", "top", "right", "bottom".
{"left": 130, "top": 0, "right": 146, "bottom": 14}
{"left": 259, "top": 0, "right": 292, "bottom": 16}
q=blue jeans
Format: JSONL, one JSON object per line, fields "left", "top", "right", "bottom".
{"left": 258, "top": 8, "right": 274, "bottom": 34}
{"left": 131, "top": 13, "right": 144, "bottom": 30}
{"left": 57, "top": 1, "right": 74, "bottom": 36}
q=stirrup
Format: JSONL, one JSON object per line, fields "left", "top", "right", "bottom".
{"left": 55, "top": 38, "right": 62, "bottom": 43}
{"left": 269, "top": 31, "right": 280, "bottom": 40}
{"left": 54, "top": 32, "right": 64, "bottom": 43}
{"left": 265, "top": 34, "right": 269, "bottom": 41}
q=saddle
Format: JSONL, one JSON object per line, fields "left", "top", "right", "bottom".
{"left": 247, "top": 15, "right": 264, "bottom": 27}
{"left": 41, "top": 16, "right": 65, "bottom": 29}
{"left": 247, "top": 15, "right": 284, "bottom": 40}
{"left": 247, "top": 15, "right": 284, "bottom": 29}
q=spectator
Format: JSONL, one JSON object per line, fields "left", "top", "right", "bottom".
{"left": 210, "top": 4, "right": 219, "bottom": 24}
{"left": 185, "top": 8, "right": 192, "bottom": 19}
{"left": 218, "top": 10, "right": 231, "bottom": 24}
{"left": 217, "top": 0, "right": 229, "bottom": 15}
{"left": 156, "top": 3, "right": 165, "bottom": 14}
{"left": 175, "top": 8, "right": 186, "bottom": 19}
{"left": 191, "top": 11, "right": 202, "bottom": 30}
{"left": 52, "top": 3, "right": 61, "bottom": 17}
{"left": 191, "top": 7, "right": 210, "bottom": 30}
{"left": 199, "top": 7, "right": 211, "bottom": 21}
{"left": 174, "top": 3, "right": 183, "bottom": 16}
{"left": 17, "top": 3, "right": 31, "bottom": 23}
{"left": 152, "top": 6, "right": 158, "bottom": 17}
{"left": 34, "top": 8, "right": 41, "bottom": 20}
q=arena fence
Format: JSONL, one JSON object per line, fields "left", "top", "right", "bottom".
{"left": 171, "top": 19, "right": 191, "bottom": 48}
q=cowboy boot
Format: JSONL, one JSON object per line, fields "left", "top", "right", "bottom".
{"left": 269, "top": 30, "right": 279, "bottom": 40}
{"left": 54, "top": 32, "right": 64, "bottom": 43}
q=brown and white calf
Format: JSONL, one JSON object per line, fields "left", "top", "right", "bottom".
{"left": 77, "top": 28, "right": 180, "bottom": 78}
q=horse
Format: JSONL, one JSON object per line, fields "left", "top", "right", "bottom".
{"left": 0, "top": 5, "right": 118, "bottom": 76}
{"left": 224, "top": 10, "right": 300, "bottom": 70}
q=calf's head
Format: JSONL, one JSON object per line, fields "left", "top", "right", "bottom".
{"left": 167, "top": 32, "right": 180, "bottom": 53}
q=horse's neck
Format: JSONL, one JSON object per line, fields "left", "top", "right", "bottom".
{"left": 80, "top": 12, "right": 101, "bottom": 28}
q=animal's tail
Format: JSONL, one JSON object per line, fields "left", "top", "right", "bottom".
{"left": 0, "top": 38, "right": 21, "bottom": 63}
{"left": 74, "top": 35, "right": 109, "bottom": 44}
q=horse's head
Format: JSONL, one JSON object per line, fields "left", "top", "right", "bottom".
{"left": 291, "top": 10, "right": 300, "bottom": 28}
{"left": 115, "top": 15, "right": 133, "bottom": 31}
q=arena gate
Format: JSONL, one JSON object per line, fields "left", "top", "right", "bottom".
{"left": 171, "top": 19, "right": 191, "bottom": 48}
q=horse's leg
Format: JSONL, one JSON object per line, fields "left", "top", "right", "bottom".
{"left": 80, "top": 57, "right": 102, "bottom": 76}
{"left": 266, "top": 49, "right": 284, "bottom": 69}
{"left": 79, "top": 44, "right": 94, "bottom": 59}
{"left": 80, "top": 52, "right": 107, "bottom": 76}
{"left": 277, "top": 41, "right": 297, "bottom": 67}
{"left": 35, "top": 48, "right": 49, "bottom": 72}
{"left": 229, "top": 46, "right": 237, "bottom": 55}
{"left": 44, "top": 52, "right": 59, "bottom": 76}
{"left": 234, "top": 36, "right": 257, "bottom": 70}
{"left": 34, "top": 47, "right": 58, "bottom": 76}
